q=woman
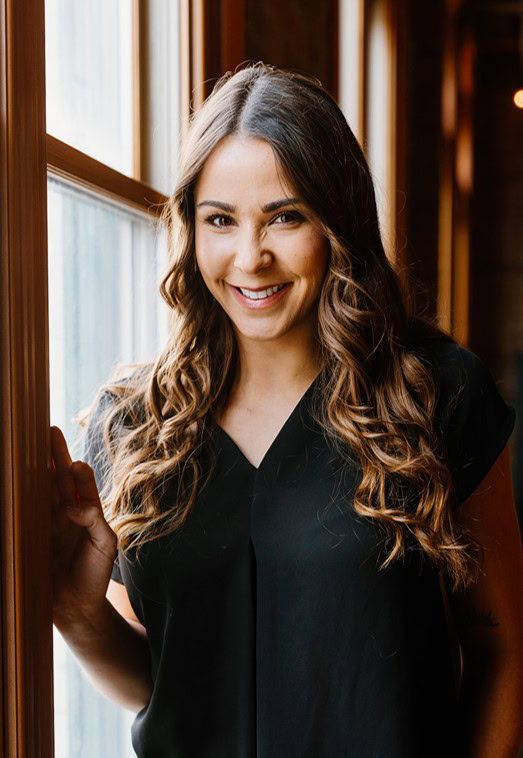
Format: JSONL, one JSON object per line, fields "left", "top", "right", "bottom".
{"left": 50, "top": 62, "right": 523, "bottom": 757}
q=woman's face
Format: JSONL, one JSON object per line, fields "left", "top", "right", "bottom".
{"left": 194, "top": 135, "right": 330, "bottom": 346}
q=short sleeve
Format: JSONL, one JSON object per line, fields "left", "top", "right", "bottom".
{"left": 111, "top": 554, "right": 124, "bottom": 583}
{"left": 435, "top": 344, "right": 516, "bottom": 508}
{"left": 82, "top": 389, "right": 125, "bottom": 584}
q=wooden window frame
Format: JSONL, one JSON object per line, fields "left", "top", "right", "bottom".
{"left": 46, "top": 136, "right": 167, "bottom": 216}
{"left": 1, "top": 0, "right": 53, "bottom": 753}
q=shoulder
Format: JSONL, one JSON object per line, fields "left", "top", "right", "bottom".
{"left": 91, "top": 364, "right": 152, "bottom": 422}
{"left": 414, "top": 336, "right": 516, "bottom": 507}
{"left": 415, "top": 334, "right": 481, "bottom": 382}
{"left": 83, "top": 365, "right": 151, "bottom": 473}
{"left": 414, "top": 336, "right": 498, "bottom": 417}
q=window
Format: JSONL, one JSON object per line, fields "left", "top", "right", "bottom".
{"left": 44, "top": 1, "right": 178, "bottom": 754}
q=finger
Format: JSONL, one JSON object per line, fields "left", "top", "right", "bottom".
{"left": 51, "top": 468, "right": 80, "bottom": 541}
{"left": 49, "top": 430, "right": 70, "bottom": 509}
{"left": 50, "top": 425, "right": 73, "bottom": 467}
{"left": 70, "top": 460, "right": 102, "bottom": 507}
{"left": 50, "top": 426, "right": 76, "bottom": 503}
{"left": 70, "top": 462, "right": 117, "bottom": 552}
{"left": 65, "top": 470, "right": 116, "bottom": 553}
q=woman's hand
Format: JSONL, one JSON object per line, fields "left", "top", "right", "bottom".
{"left": 50, "top": 425, "right": 118, "bottom": 622}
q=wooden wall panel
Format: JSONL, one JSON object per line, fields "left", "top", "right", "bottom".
{"left": 244, "top": 0, "right": 338, "bottom": 100}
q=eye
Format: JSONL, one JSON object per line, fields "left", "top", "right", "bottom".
{"left": 273, "top": 211, "right": 304, "bottom": 225}
{"left": 205, "top": 213, "right": 233, "bottom": 228}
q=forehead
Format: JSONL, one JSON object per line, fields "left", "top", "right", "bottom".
{"left": 194, "top": 135, "right": 294, "bottom": 197}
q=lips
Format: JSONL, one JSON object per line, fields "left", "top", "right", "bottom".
{"left": 230, "top": 283, "right": 290, "bottom": 291}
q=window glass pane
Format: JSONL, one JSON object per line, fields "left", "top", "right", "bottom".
{"left": 48, "top": 175, "right": 169, "bottom": 757}
{"left": 45, "top": 0, "right": 133, "bottom": 175}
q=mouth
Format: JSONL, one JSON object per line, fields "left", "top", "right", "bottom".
{"left": 227, "top": 281, "right": 293, "bottom": 308}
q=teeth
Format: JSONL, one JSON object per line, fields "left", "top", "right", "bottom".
{"left": 239, "top": 283, "right": 286, "bottom": 300}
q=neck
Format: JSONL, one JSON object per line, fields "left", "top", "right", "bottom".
{"left": 231, "top": 332, "right": 322, "bottom": 401}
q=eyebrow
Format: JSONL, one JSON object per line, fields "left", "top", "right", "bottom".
{"left": 196, "top": 197, "right": 304, "bottom": 213}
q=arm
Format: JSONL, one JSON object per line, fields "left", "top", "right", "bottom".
{"left": 54, "top": 593, "right": 153, "bottom": 713}
{"left": 50, "top": 424, "right": 153, "bottom": 714}
{"left": 444, "top": 441, "right": 523, "bottom": 757}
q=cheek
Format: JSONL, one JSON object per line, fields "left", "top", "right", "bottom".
{"left": 195, "top": 234, "right": 225, "bottom": 280}
{"left": 289, "top": 234, "right": 330, "bottom": 283}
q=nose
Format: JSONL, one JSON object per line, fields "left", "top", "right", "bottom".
{"left": 233, "top": 225, "right": 272, "bottom": 275}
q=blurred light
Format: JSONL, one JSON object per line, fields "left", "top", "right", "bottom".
{"left": 514, "top": 90, "right": 523, "bottom": 109}
{"left": 456, "top": 121, "right": 473, "bottom": 193}
{"left": 442, "top": 50, "right": 456, "bottom": 137}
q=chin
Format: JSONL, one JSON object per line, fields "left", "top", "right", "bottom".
{"left": 234, "top": 322, "right": 294, "bottom": 342}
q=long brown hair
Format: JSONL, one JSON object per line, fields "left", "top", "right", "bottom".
{"left": 77, "top": 62, "right": 481, "bottom": 593}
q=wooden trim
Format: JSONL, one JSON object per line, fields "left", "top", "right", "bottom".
{"left": 392, "top": 0, "right": 407, "bottom": 270}
{"left": 46, "top": 135, "right": 168, "bottom": 216}
{"left": 132, "top": 0, "right": 143, "bottom": 181}
{"left": 385, "top": 0, "right": 398, "bottom": 261}
{"left": 437, "top": 0, "right": 459, "bottom": 334}
{"left": 0, "top": 0, "right": 54, "bottom": 755}
{"left": 330, "top": 0, "right": 340, "bottom": 102}
{"left": 191, "top": 0, "right": 206, "bottom": 109}
{"left": 357, "top": 0, "right": 366, "bottom": 145}
{"left": 452, "top": 26, "right": 475, "bottom": 346}
{"left": 361, "top": 0, "right": 371, "bottom": 157}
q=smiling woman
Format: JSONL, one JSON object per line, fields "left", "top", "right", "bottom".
{"left": 50, "top": 61, "right": 523, "bottom": 757}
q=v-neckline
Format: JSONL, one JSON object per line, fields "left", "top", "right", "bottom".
{"left": 214, "top": 372, "right": 321, "bottom": 472}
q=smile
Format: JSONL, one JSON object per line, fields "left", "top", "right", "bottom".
{"left": 237, "top": 283, "right": 287, "bottom": 299}
{"left": 227, "top": 282, "right": 292, "bottom": 309}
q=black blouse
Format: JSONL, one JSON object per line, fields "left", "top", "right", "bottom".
{"left": 85, "top": 338, "right": 516, "bottom": 757}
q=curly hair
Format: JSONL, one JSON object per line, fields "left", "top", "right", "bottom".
{"left": 76, "top": 61, "right": 481, "bottom": 593}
